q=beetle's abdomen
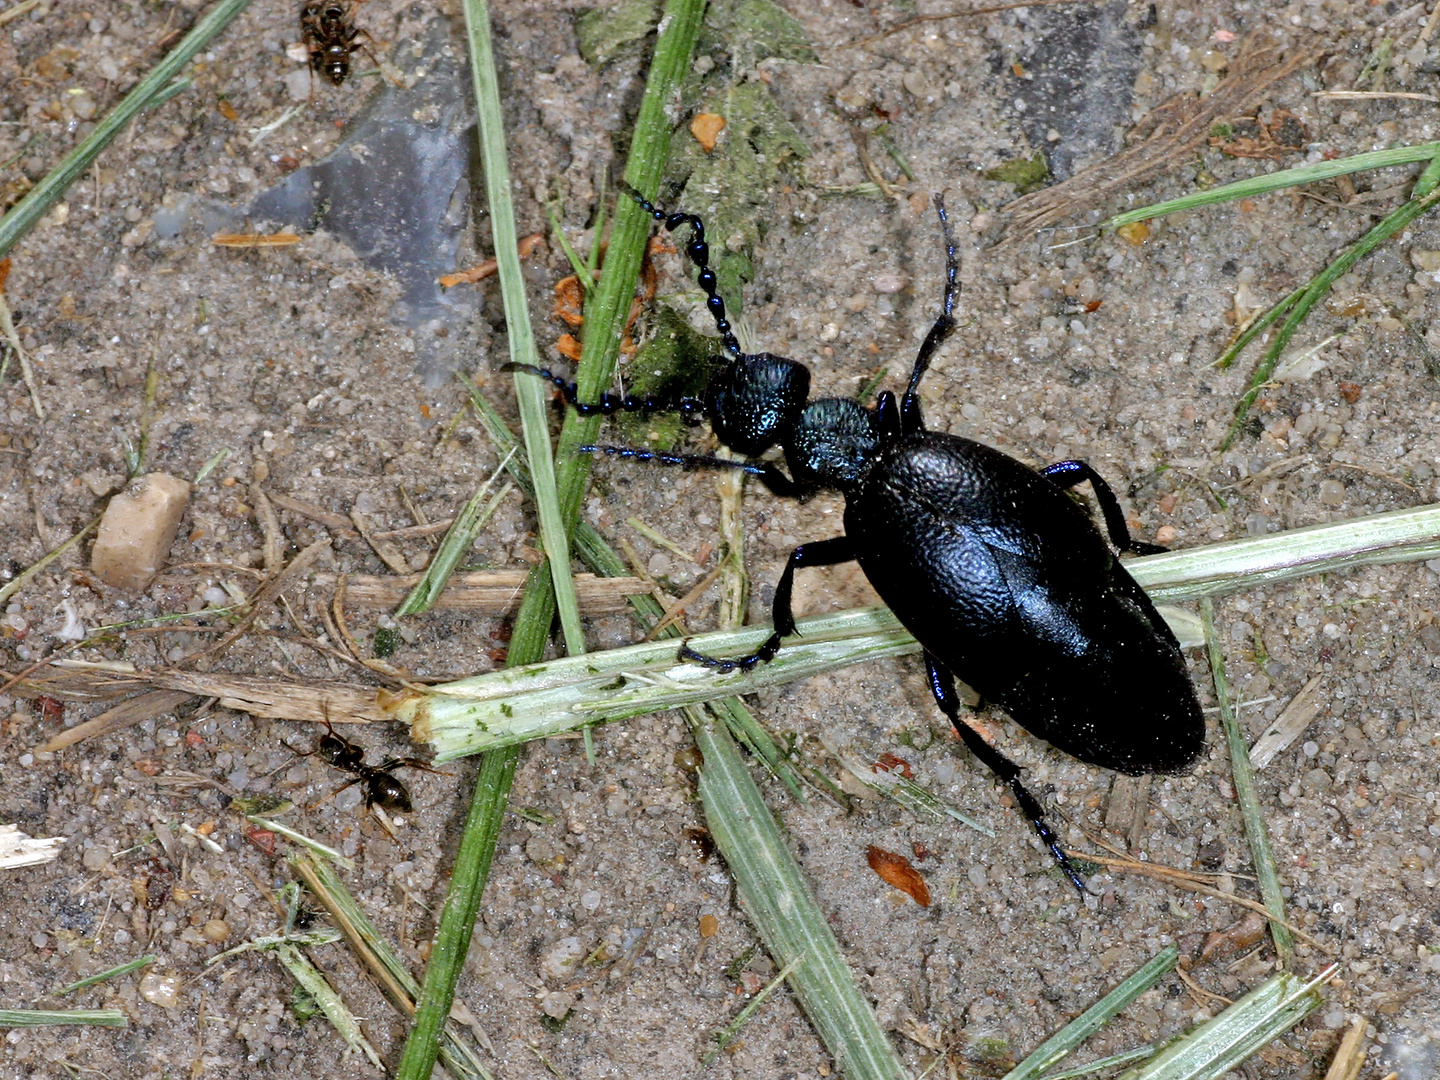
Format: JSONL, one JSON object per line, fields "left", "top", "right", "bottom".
{"left": 848, "top": 432, "right": 1204, "bottom": 776}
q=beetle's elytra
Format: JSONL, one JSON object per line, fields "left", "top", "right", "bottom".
{"left": 509, "top": 186, "right": 1205, "bottom": 891}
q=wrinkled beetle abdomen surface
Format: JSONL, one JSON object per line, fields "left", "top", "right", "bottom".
{"left": 847, "top": 431, "right": 1205, "bottom": 776}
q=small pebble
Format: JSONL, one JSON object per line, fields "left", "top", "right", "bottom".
{"left": 69, "top": 90, "right": 96, "bottom": 120}
{"left": 138, "top": 971, "right": 182, "bottom": 1008}
{"left": 1318, "top": 479, "right": 1345, "bottom": 507}
{"left": 91, "top": 472, "right": 192, "bottom": 592}
{"left": 202, "top": 919, "right": 230, "bottom": 943}
{"left": 580, "top": 890, "right": 601, "bottom": 912}
{"left": 872, "top": 274, "right": 907, "bottom": 294}
{"left": 539, "top": 936, "right": 584, "bottom": 981}
{"left": 284, "top": 68, "right": 314, "bottom": 102}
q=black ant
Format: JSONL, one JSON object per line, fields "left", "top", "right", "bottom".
{"left": 288, "top": 713, "right": 440, "bottom": 816}
{"left": 299, "top": 1, "right": 376, "bottom": 87}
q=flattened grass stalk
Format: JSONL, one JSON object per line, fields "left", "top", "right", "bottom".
{"left": 0, "top": 0, "right": 254, "bottom": 259}
{"left": 393, "top": 5, "right": 705, "bottom": 1080}
{"left": 1115, "top": 966, "right": 1334, "bottom": 1080}
{"left": 0, "top": 1010, "right": 127, "bottom": 1028}
{"left": 398, "top": 502, "right": 1440, "bottom": 759}
{"left": 693, "top": 707, "right": 911, "bottom": 1080}
{"left": 1201, "top": 598, "right": 1294, "bottom": 967}
{"left": 1001, "top": 946, "right": 1178, "bottom": 1080}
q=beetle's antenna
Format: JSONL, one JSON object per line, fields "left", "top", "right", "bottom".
{"left": 501, "top": 363, "right": 704, "bottom": 423}
{"left": 900, "top": 195, "right": 961, "bottom": 432}
{"left": 580, "top": 445, "right": 767, "bottom": 474}
{"left": 620, "top": 183, "right": 745, "bottom": 361}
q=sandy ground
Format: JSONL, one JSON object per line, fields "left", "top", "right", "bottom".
{"left": 2, "top": 1, "right": 1439, "bottom": 1077}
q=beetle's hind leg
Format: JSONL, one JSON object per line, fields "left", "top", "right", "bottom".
{"left": 1040, "top": 460, "right": 1167, "bottom": 556}
{"left": 681, "top": 536, "right": 855, "bottom": 672}
{"left": 924, "top": 653, "right": 1089, "bottom": 895}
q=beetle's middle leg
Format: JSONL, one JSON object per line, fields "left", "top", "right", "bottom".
{"left": 1040, "top": 460, "right": 1167, "bottom": 556}
{"left": 681, "top": 536, "right": 856, "bottom": 672}
{"left": 924, "top": 652, "right": 1089, "bottom": 895}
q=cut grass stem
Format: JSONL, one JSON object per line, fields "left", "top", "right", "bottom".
{"left": 1201, "top": 597, "right": 1294, "bottom": 966}
{"left": 395, "top": 501, "right": 1440, "bottom": 758}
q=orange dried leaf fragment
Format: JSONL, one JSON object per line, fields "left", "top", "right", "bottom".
{"left": 866, "top": 845, "right": 930, "bottom": 906}
{"left": 690, "top": 112, "right": 725, "bottom": 153}
{"left": 554, "top": 333, "right": 583, "bottom": 361}
{"left": 440, "top": 231, "right": 544, "bottom": 287}
{"left": 1116, "top": 221, "right": 1150, "bottom": 246}
{"left": 212, "top": 231, "right": 301, "bottom": 248}
{"left": 553, "top": 274, "right": 585, "bottom": 327}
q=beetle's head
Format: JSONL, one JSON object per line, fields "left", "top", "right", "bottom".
{"left": 704, "top": 354, "right": 809, "bottom": 458}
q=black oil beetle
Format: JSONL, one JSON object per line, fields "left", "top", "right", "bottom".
{"left": 510, "top": 186, "right": 1205, "bottom": 891}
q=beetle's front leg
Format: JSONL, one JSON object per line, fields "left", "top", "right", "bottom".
{"left": 924, "top": 653, "right": 1089, "bottom": 895}
{"left": 1040, "top": 460, "right": 1167, "bottom": 556}
{"left": 680, "top": 536, "right": 855, "bottom": 672}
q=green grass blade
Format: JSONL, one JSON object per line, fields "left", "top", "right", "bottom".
{"left": 1221, "top": 178, "right": 1440, "bottom": 448}
{"left": 1002, "top": 947, "right": 1177, "bottom": 1080}
{"left": 1212, "top": 284, "right": 1304, "bottom": 371}
{"left": 468, "top": 22, "right": 583, "bottom": 657}
{"left": 394, "top": 5, "right": 705, "bottom": 1080}
{"left": 1200, "top": 598, "right": 1293, "bottom": 965}
{"left": 395, "top": 451, "right": 515, "bottom": 616}
{"left": 1101, "top": 141, "right": 1440, "bottom": 229}
{"left": 57, "top": 955, "right": 156, "bottom": 996}
{"left": 0, "top": 0, "right": 254, "bottom": 259}
{"left": 0, "top": 1009, "right": 127, "bottom": 1028}
{"left": 1117, "top": 966, "right": 1333, "bottom": 1080}
{"left": 692, "top": 707, "right": 910, "bottom": 1080}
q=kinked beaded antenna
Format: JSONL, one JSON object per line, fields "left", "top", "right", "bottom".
{"left": 513, "top": 185, "right": 1205, "bottom": 894}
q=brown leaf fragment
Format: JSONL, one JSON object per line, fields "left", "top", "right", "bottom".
{"left": 1200, "top": 909, "right": 1268, "bottom": 961}
{"left": 554, "top": 333, "right": 583, "bottom": 362}
{"left": 440, "top": 232, "right": 544, "bottom": 287}
{"left": 690, "top": 112, "right": 725, "bottom": 153}
{"left": 553, "top": 274, "right": 585, "bottom": 327}
{"left": 212, "top": 230, "right": 301, "bottom": 248}
{"left": 866, "top": 845, "right": 930, "bottom": 906}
